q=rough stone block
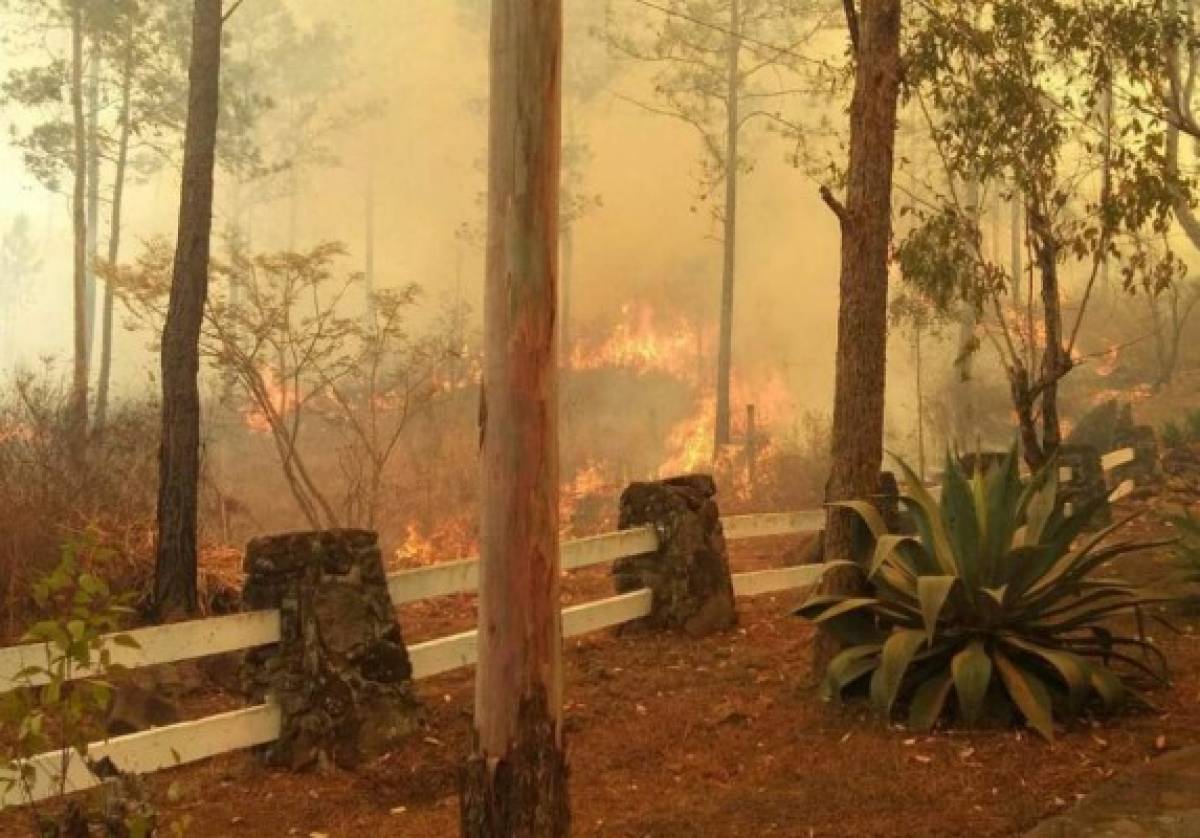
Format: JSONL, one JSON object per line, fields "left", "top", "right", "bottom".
{"left": 614, "top": 474, "right": 737, "bottom": 637}
{"left": 241, "top": 529, "right": 419, "bottom": 770}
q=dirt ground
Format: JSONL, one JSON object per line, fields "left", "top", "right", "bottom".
{"left": 3, "top": 514, "right": 1200, "bottom": 838}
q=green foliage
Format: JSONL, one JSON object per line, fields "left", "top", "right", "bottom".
{"left": 1159, "top": 409, "right": 1200, "bottom": 450}
{"left": 797, "top": 447, "right": 1172, "bottom": 741}
{"left": 1162, "top": 421, "right": 1186, "bottom": 452}
{"left": 895, "top": 0, "right": 1190, "bottom": 464}
{"left": 0, "top": 533, "right": 142, "bottom": 832}
{"left": 1167, "top": 509, "right": 1200, "bottom": 587}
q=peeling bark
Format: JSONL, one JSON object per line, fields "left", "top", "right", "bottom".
{"left": 461, "top": 1, "right": 569, "bottom": 833}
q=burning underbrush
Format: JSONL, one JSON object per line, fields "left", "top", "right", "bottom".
{"left": 0, "top": 299, "right": 831, "bottom": 632}
{"left": 0, "top": 369, "right": 242, "bottom": 640}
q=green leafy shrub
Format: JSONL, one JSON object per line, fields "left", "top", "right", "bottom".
{"left": 1162, "top": 421, "right": 1186, "bottom": 452}
{"left": 797, "top": 447, "right": 1172, "bottom": 741}
{"left": 0, "top": 534, "right": 159, "bottom": 835}
{"left": 1167, "top": 509, "right": 1200, "bottom": 587}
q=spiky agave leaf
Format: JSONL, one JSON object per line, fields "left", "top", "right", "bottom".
{"left": 795, "top": 442, "right": 1176, "bottom": 741}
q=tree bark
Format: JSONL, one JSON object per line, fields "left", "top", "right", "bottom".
{"left": 816, "top": 0, "right": 902, "bottom": 676}
{"left": 954, "top": 178, "right": 980, "bottom": 439}
{"left": 460, "top": 1, "right": 569, "bottom": 835}
{"left": 69, "top": 1, "right": 89, "bottom": 454}
{"left": 560, "top": 219, "right": 574, "bottom": 369}
{"left": 1010, "top": 195, "right": 1022, "bottom": 307}
{"left": 85, "top": 51, "right": 100, "bottom": 371}
{"left": 364, "top": 143, "right": 377, "bottom": 326}
{"left": 1036, "top": 234, "right": 1065, "bottom": 457}
{"left": 714, "top": 0, "right": 740, "bottom": 454}
{"left": 154, "top": 0, "right": 223, "bottom": 619}
{"left": 96, "top": 18, "right": 136, "bottom": 433}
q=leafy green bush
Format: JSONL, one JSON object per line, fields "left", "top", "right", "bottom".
{"left": 1161, "top": 409, "right": 1200, "bottom": 451}
{"left": 0, "top": 534, "right": 161, "bottom": 835}
{"left": 797, "top": 448, "right": 1172, "bottom": 741}
{"left": 1162, "top": 421, "right": 1186, "bottom": 452}
{"left": 1167, "top": 509, "right": 1200, "bottom": 587}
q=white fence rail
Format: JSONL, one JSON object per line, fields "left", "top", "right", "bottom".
{"left": 0, "top": 446, "right": 1136, "bottom": 809}
{"left": 0, "top": 516, "right": 817, "bottom": 808}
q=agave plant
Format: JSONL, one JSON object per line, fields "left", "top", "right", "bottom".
{"left": 1167, "top": 509, "right": 1200, "bottom": 587}
{"left": 797, "top": 447, "right": 1172, "bottom": 741}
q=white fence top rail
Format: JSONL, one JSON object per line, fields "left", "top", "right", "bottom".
{"left": 2, "top": 564, "right": 822, "bottom": 810}
{"left": 722, "top": 511, "right": 824, "bottom": 540}
{"left": 1102, "top": 447, "right": 1137, "bottom": 472}
{"left": 0, "top": 610, "right": 281, "bottom": 690}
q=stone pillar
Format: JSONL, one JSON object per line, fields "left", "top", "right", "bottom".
{"left": 241, "top": 529, "right": 419, "bottom": 770}
{"left": 1057, "top": 445, "right": 1110, "bottom": 526}
{"left": 613, "top": 475, "right": 737, "bottom": 637}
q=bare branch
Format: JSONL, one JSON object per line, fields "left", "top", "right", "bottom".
{"left": 222, "top": 0, "right": 247, "bottom": 24}
{"left": 820, "top": 185, "right": 848, "bottom": 227}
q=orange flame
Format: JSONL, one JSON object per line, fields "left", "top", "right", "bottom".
{"left": 571, "top": 302, "right": 703, "bottom": 382}
{"left": 241, "top": 370, "right": 297, "bottom": 433}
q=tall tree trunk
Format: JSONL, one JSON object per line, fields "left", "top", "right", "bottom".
{"left": 154, "top": 0, "right": 223, "bottom": 619}
{"left": 96, "top": 20, "right": 136, "bottom": 433}
{"left": 460, "top": 1, "right": 569, "bottom": 835}
{"left": 1010, "top": 195, "right": 1022, "bottom": 307}
{"left": 560, "top": 219, "right": 574, "bottom": 369}
{"left": 914, "top": 321, "right": 925, "bottom": 481}
{"left": 815, "top": 0, "right": 902, "bottom": 676}
{"left": 1036, "top": 234, "right": 1064, "bottom": 457}
{"left": 364, "top": 143, "right": 377, "bottom": 326}
{"left": 69, "top": 1, "right": 89, "bottom": 453}
{"left": 85, "top": 52, "right": 100, "bottom": 371}
{"left": 954, "top": 178, "right": 980, "bottom": 441}
{"left": 559, "top": 110, "right": 578, "bottom": 371}
{"left": 714, "top": 0, "right": 740, "bottom": 454}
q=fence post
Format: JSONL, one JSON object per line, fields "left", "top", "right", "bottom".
{"left": 1115, "top": 425, "right": 1159, "bottom": 485}
{"left": 241, "top": 529, "right": 419, "bottom": 770}
{"left": 1057, "top": 445, "right": 1110, "bottom": 525}
{"left": 613, "top": 475, "right": 737, "bottom": 637}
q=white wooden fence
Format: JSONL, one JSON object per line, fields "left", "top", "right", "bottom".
{"left": 0, "top": 447, "right": 1140, "bottom": 809}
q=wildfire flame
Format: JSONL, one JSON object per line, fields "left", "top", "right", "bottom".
{"left": 241, "top": 370, "right": 296, "bottom": 433}
{"left": 1092, "top": 343, "right": 1121, "bottom": 378}
{"left": 1090, "top": 383, "right": 1153, "bottom": 406}
{"left": 395, "top": 518, "right": 477, "bottom": 567}
{"left": 659, "top": 398, "right": 714, "bottom": 477}
{"left": 571, "top": 302, "right": 703, "bottom": 382}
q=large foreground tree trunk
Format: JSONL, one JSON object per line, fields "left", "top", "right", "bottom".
{"left": 154, "top": 0, "right": 223, "bottom": 619}
{"left": 69, "top": 0, "right": 89, "bottom": 454}
{"left": 460, "top": 1, "right": 569, "bottom": 835}
{"left": 815, "top": 0, "right": 903, "bottom": 675}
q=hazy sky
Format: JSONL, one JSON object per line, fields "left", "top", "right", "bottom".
{"left": 0, "top": 0, "right": 955, "bottom": 457}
